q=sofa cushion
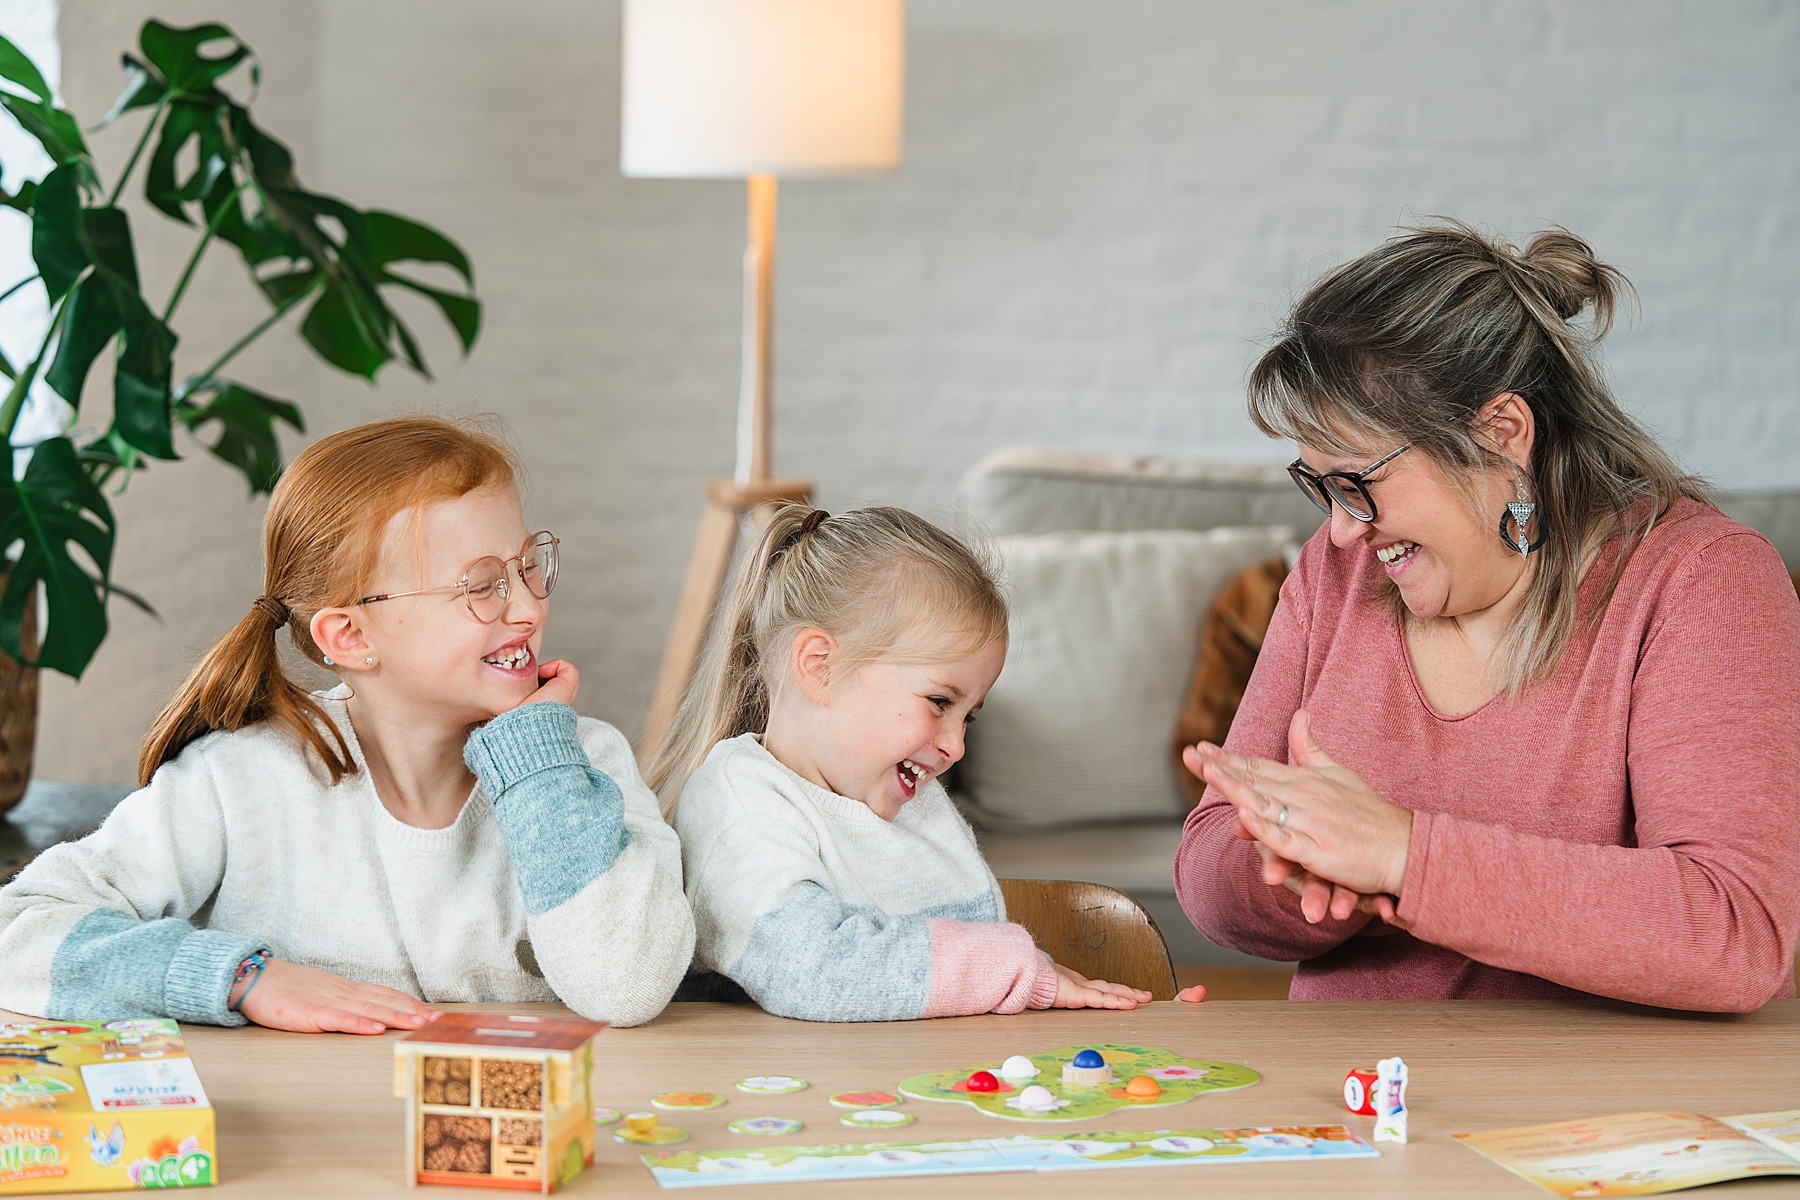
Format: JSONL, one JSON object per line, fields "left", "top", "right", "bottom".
{"left": 958, "top": 525, "right": 1294, "bottom": 831}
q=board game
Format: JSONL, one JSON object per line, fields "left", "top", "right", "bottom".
{"left": 897, "top": 1042, "right": 1259, "bottom": 1122}
{"left": 0, "top": 1018, "right": 216, "bottom": 1195}
{"left": 639, "top": 1125, "right": 1376, "bottom": 1187}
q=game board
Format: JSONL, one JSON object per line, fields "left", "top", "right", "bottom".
{"left": 639, "top": 1125, "right": 1376, "bottom": 1187}
{"left": 897, "top": 1043, "right": 1259, "bottom": 1122}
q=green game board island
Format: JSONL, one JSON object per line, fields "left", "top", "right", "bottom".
{"left": 898, "top": 1044, "right": 1260, "bottom": 1122}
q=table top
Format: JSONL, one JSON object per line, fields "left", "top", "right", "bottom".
{"left": 91, "top": 998, "right": 1792, "bottom": 1199}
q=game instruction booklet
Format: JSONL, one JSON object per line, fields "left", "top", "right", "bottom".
{"left": 641, "top": 1124, "right": 1377, "bottom": 1188}
{"left": 1454, "top": 1109, "right": 1800, "bottom": 1198}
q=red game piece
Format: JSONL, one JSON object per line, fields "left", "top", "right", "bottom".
{"left": 1344, "top": 1065, "right": 1380, "bottom": 1115}
{"left": 965, "top": 1070, "right": 1000, "bottom": 1092}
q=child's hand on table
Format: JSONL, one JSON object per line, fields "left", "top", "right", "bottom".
{"left": 237, "top": 959, "right": 437, "bottom": 1034}
{"left": 1049, "top": 963, "right": 1152, "bottom": 1009}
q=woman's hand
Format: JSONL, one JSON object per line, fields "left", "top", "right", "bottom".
{"left": 237, "top": 959, "right": 438, "bottom": 1034}
{"left": 1184, "top": 709, "right": 1413, "bottom": 922}
{"left": 1049, "top": 963, "right": 1152, "bottom": 1010}
{"left": 519, "top": 658, "right": 579, "bottom": 708}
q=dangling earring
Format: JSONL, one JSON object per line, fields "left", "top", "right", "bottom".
{"left": 322, "top": 656, "right": 334, "bottom": 666}
{"left": 1498, "top": 476, "right": 1546, "bottom": 556}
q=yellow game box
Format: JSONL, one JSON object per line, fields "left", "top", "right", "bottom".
{"left": 0, "top": 1018, "right": 216, "bottom": 1193}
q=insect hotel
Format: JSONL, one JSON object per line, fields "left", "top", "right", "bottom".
{"left": 394, "top": 1013, "right": 606, "bottom": 1192}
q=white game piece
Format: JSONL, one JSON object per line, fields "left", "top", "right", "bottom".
{"left": 1014, "top": 1085, "right": 1060, "bottom": 1111}
{"left": 1372, "top": 1056, "right": 1408, "bottom": 1144}
{"left": 998, "top": 1055, "right": 1038, "bottom": 1079}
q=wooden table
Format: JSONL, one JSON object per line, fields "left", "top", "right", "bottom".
{"left": 130, "top": 1000, "right": 1800, "bottom": 1197}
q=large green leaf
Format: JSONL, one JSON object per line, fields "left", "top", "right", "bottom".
{"left": 29, "top": 165, "right": 89, "bottom": 302}
{"left": 363, "top": 211, "right": 474, "bottom": 287}
{"left": 0, "top": 437, "right": 116, "bottom": 675}
{"left": 43, "top": 205, "right": 141, "bottom": 405}
{"left": 143, "top": 100, "right": 224, "bottom": 224}
{"left": 137, "top": 21, "right": 251, "bottom": 96}
{"left": 0, "top": 34, "right": 93, "bottom": 177}
{"left": 300, "top": 284, "right": 389, "bottom": 378}
{"left": 176, "top": 378, "right": 302, "bottom": 495}
{"left": 110, "top": 296, "right": 177, "bottom": 459}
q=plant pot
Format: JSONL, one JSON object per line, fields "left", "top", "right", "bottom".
{"left": 0, "top": 584, "right": 38, "bottom": 817}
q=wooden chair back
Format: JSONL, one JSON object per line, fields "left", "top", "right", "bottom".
{"left": 998, "top": 878, "right": 1178, "bottom": 1001}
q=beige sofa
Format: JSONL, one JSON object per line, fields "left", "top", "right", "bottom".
{"left": 953, "top": 446, "right": 1800, "bottom": 967}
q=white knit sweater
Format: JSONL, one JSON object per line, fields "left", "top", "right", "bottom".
{"left": 0, "top": 693, "right": 694, "bottom": 1027}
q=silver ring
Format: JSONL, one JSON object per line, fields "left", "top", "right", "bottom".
{"left": 1277, "top": 804, "right": 1289, "bottom": 829}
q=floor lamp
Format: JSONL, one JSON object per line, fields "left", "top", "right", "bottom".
{"left": 622, "top": 0, "right": 904, "bottom": 750}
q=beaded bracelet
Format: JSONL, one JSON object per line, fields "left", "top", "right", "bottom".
{"left": 228, "top": 951, "right": 270, "bottom": 1013}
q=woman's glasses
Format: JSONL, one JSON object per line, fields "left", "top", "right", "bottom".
{"left": 357, "top": 532, "right": 560, "bottom": 624}
{"left": 1287, "top": 444, "right": 1411, "bottom": 524}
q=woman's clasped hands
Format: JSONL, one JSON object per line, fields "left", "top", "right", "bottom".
{"left": 1184, "top": 709, "right": 1414, "bottom": 926}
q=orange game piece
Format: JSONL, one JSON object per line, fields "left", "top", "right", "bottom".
{"left": 1124, "top": 1074, "right": 1161, "bottom": 1098}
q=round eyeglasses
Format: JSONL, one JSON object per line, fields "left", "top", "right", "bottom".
{"left": 1287, "top": 444, "right": 1411, "bottom": 524}
{"left": 356, "top": 531, "right": 559, "bottom": 623}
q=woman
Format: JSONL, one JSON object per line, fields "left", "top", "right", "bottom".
{"left": 1174, "top": 221, "right": 1800, "bottom": 1012}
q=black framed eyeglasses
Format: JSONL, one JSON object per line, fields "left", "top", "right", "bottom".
{"left": 357, "top": 531, "right": 560, "bottom": 624}
{"left": 1287, "top": 444, "right": 1412, "bottom": 524}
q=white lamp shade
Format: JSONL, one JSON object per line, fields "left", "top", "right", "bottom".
{"left": 621, "top": 0, "right": 904, "bottom": 179}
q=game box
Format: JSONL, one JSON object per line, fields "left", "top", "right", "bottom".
{"left": 0, "top": 1018, "right": 216, "bottom": 1194}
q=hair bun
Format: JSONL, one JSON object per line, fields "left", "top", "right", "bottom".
{"left": 1516, "top": 228, "right": 1625, "bottom": 334}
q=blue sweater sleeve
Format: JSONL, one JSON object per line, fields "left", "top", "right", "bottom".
{"left": 463, "top": 702, "right": 632, "bottom": 914}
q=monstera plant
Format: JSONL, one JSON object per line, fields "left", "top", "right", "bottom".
{"left": 0, "top": 20, "right": 480, "bottom": 809}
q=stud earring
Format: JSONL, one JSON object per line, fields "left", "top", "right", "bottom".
{"left": 364, "top": 657, "right": 375, "bottom": 667}
{"left": 322, "top": 656, "right": 334, "bottom": 666}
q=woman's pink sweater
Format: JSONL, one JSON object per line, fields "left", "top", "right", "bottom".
{"left": 1175, "top": 499, "right": 1800, "bottom": 1012}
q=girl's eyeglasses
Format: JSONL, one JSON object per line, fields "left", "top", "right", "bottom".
{"left": 357, "top": 532, "right": 560, "bottom": 624}
{"left": 1287, "top": 444, "right": 1411, "bottom": 524}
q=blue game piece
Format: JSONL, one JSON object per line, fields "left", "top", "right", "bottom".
{"left": 1072, "top": 1049, "right": 1105, "bottom": 1069}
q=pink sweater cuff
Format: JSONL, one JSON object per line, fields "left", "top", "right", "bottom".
{"left": 923, "top": 920, "right": 1059, "bottom": 1016}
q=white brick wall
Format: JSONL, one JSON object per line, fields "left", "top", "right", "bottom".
{"left": 29, "top": 0, "right": 1800, "bottom": 780}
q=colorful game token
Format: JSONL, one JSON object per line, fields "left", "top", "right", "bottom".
{"left": 614, "top": 1112, "right": 689, "bottom": 1145}
{"left": 736, "top": 1075, "right": 808, "bottom": 1095}
{"left": 998, "top": 1055, "right": 1039, "bottom": 1079}
{"left": 728, "top": 1116, "right": 804, "bottom": 1136}
{"left": 1123, "top": 1074, "right": 1161, "bottom": 1098}
{"left": 651, "top": 1090, "right": 727, "bottom": 1110}
{"left": 840, "top": 1108, "right": 915, "bottom": 1129}
{"left": 1008, "top": 1085, "right": 1067, "bottom": 1113}
{"left": 964, "top": 1070, "right": 1000, "bottom": 1092}
{"left": 593, "top": 1106, "right": 622, "bottom": 1125}
{"left": 829, "top": 1090, "right": 903, "bottom": 1109}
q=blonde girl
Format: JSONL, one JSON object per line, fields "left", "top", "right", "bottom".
{"left": 0, "top": 415, "right": 693, "bottom": 1031}
{"left": 648, "top": 504, "right": 1151, "bottom": 1021}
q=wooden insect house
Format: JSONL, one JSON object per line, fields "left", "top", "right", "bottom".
{"left": 394, "top": 1013, "right": 606, "bottom": 1192}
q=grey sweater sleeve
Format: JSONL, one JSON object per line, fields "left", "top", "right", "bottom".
{"left": 465, "top": 703, "right": 695, "bottom": 1026}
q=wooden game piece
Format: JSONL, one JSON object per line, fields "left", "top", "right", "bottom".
{"left": 736, "top": 1075, "right": 808, "bottom": 1094}
{"left": 964, "top": 1070, "right": 1000, "bottom": 1092}
{"left": 1343, "top": 1066, "right": 1379, "bottom": 1115}
{"left": 727, "top": 1116, "right": 804, "bottom": 1135}
{"left": 650, "top": 1090, "right": 727, "bottom": 1110}
{"left": 998, "top": 1055, "right": 1039, "bottom": 1079}
{"left": 1060, "top": 1048, "right": 1113, "bottom": 1086}
{"left": 394, "top": 1012, "right": 605, "bottom": 1192}
{"left": 1373, "top": 1057, "right": 1409, "bottom": 1144}
{"left": 840, "top": 1108, "right": 915, "bottom": 1129}
{"left": 612, "top": 1113, "right": 688, "bottom": 1146}
{"left": 829, "top": 1090, "right": 903, "bottom": 1109}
